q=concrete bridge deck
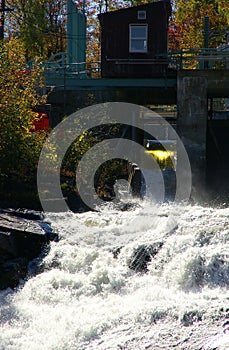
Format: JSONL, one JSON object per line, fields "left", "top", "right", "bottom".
{"left": 177, "top": 70, "right": 229, "bottom": 98}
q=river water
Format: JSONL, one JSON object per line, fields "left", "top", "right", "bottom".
{"left": 0, "top": 199, "right": 229, "bottom": 349}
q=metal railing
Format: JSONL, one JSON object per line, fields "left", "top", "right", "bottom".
{"left": 44, "top": 47, "right": 229, "bottom": 87}
{"left": 168, "top": 47, "right": 229, "bottom": 70}
{"left": 44, "top": 60, "right": 102, "bottom": 84}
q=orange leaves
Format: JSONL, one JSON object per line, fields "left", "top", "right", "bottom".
{"left": 173, "top": 0, "right": 228, "bottom": 49}
{"left": 0, "top": 38, "right": 47, "bottom": 177}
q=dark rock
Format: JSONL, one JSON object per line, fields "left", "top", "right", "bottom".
{"left": 0, "top": 258, "right": 28, "bottom": 290}
{"left": 0, "top": 208, "right": 44, "bottom": 221}
{"left": 181, "top": 310, "right": 203, "bottom": 326}
{"left": 0, "top": 209, "right": 58, "bottom": 290}
{"left": 119, "top": 202, "right": 140, "bottom": 211}
{"left": 111, "top": 241, "right": 163, "bottom": 272}
{"left": 0, "top": 214, "right": 49, "bottom": 260}
{"left": 128, "top": 242, "right": 163, "bottom": 272}
{"left": 39, "top": 222, "right": 59, "bottom": 242}
{"left": 112, "top": 246, "right": 124, "bottom": 259}
{"left": 150, "top": 310, "right": 167, "bottom": 323}
{"left": 0, "top": 229, "right": 47, "bottom": 261}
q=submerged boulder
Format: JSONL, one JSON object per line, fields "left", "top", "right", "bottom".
{"left": 112, "top": 242, "right": 163, "bottom": 273}
{"left": 0, "top": 209, "right": 58, "bottom": 290}
{"left": 128, "top": 242, "right": 164, "bottom": 272}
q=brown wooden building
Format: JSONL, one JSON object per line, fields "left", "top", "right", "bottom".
{"left": 98, "top": 1, "right": 172, "bottom": 78}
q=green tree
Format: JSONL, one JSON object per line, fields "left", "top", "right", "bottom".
{"left": 0, "top": 38, "right": 47, "bottom": 181}
{"left": 6, "top": 0, "right": 67, "bottom": 60}
{"left": 217, "top": 0, "right": 229, "bottom": 25}
{"left": 173, "top": 0, "right": 228, "bottom": 49}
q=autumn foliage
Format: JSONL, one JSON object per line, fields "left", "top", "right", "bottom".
{"left": 172, "top": 0, "right": 228, "bottom": 49}
{"left": 0, "top": 39, "right": 47, "bottom": 181}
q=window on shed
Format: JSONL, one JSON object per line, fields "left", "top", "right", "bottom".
{"left": 129, "top": 24, "right": 147, "bottom": 53}
{"left": 138, "top": 11, "right": 146, "bottom": 20}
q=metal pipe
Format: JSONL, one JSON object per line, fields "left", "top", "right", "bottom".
{"left": 204, "top": 16, "right": 209, "bottom": 49}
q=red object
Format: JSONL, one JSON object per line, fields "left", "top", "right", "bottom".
{"left": 33, "top": 112, "right": 49, "bottom": 131}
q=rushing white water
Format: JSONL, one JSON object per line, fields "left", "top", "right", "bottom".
{"left": 1, "top": 200, "right": 229, "bottom": 350}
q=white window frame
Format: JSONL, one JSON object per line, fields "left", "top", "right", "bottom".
{"left": 129, "top": 24, "right": 148, "bottom": 53}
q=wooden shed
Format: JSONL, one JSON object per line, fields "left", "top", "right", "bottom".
{"left": 98, "top": 1, "right": 172, "bottom": 78}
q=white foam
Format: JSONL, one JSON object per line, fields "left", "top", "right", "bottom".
{"left": 1, "top": 202, "right": 229, "bottom": 349}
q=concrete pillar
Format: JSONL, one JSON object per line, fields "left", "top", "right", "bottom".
{"left": 177, "top": 74, "right": 208, "bottom": 195}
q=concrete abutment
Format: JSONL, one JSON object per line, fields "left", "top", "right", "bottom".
{"left": 177, "top": 74, "right": 208, "bottom": 197}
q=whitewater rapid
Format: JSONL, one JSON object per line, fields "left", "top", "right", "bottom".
{"left": 0, "top": 201, "right": 229, "bottom": 349}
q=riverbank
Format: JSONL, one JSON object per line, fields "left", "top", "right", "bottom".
{"left": 1, "top": 168, "right": 229, "bottom": 214}
{"left": 0, "top": 174, "right": 90, "bottom": 213}
{"left": 0, "top": 176, "right": 42, "bottom": 211}
{"left": 0, "top": 208, "right": 58, "bottom": 290}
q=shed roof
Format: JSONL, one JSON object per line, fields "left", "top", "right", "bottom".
{"left": 98, "top": 0, "right": 172, "bottom": 21}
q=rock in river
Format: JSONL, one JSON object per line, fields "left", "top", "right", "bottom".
{"left": 0, "top": 209, "right": 58, "bottom": 290}
{"left": 128, "top": 242, "right": 164, "bottom": 272}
